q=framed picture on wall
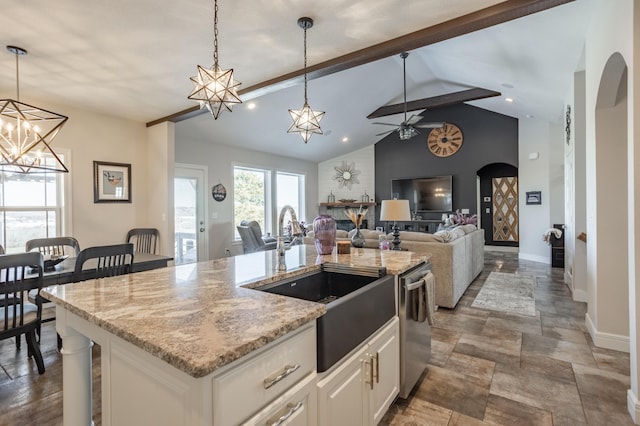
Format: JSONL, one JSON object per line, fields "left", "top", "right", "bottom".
{"left": 94, "top": 161, "right": 132, "bottom": 203}
{"left": 525, "top": 191, "right": 541, "bottom": 205}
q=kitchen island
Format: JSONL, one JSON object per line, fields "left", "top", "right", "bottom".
{"left": 42, "top": 245, "right": 427, "bottom": 425}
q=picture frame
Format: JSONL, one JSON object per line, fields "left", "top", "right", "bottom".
{"left": 93, "top": 161, "right": 132, "bottom": 203}
{"left": 526, "top": 191, "right": 541, "bottom": 205}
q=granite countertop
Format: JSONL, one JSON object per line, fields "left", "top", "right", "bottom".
{"left": 41, "top": 244, "right": 427, "bottom": 378}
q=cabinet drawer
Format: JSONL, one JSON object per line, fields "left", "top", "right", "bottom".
{"left": 243, "top": 373, "right": 317, "bottom": 426}
{"left": 213, "top": 324, "right": 316, "bottom": 425}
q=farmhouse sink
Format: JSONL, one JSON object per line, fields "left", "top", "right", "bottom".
{"left": 256, "top": 267, "right": 395, "bottom": 372}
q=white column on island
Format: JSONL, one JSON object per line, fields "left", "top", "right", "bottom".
{"left": 57, "top": 307, "right": 94, "bottom": 426}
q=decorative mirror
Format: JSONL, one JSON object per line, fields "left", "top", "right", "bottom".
{"left": 333, "top": 161, "right": 360, "bottom": 190}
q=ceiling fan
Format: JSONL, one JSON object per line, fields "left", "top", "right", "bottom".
{"left": 372, "top": 52, "right": 444, "bottom": 141}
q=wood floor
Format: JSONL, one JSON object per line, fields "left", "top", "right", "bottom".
{"left": 0, "top": 251, "right": 633, "bottom": 425}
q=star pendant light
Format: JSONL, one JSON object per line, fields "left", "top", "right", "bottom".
{"left": 288, "top": 17, "right": 324, "bottom": 143}
{"left": 188, "top": 0, "right": 241, "bottom": 119}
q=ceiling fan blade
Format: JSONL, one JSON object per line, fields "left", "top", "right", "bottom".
{"left": 406, "top": 114, "right": 422, "bottom": 125}
{"left": 372, "top": 122, "right": 400, "bottom": 127}
{"left": 376, "top": 129, "right": 396, "bottom": 136}
{"left": 367, "top": 87, "right": 502, "bottom": 119}
{"left": 414, "top": 122, "right": 445, "bottom": 129}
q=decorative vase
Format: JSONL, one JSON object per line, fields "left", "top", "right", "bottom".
{"left": 313, "top": 215, "right": 336, "bottom": 255}
{"left": 351, "top": 226, "right": 366, "bottom": 248}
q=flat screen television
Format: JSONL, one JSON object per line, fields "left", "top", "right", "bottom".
{"left": 391, "top": 175, "right": 453, "bottom": 212}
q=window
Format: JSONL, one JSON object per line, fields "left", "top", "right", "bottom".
{"left": 234, "top": 166, "right": 270, "bottom": 238}
{"left": 233, "top": 166, "right": 306, "bottom": 239}
{"left": 0, "top": 153, "right": 68, "bottom": 253}
{"left": 276, "top": 171, "right": 305, "bottom": 231}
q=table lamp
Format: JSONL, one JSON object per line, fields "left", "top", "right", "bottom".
{"left": 380, "top": 199, "right": 411, "bottom": 250}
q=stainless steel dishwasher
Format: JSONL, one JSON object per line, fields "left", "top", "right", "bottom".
{"left": 398, "top": 262, "right": 432, "bottom": 399}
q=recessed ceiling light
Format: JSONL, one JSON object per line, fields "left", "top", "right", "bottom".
{"left": 247, "top": 102, "right": 256, "bottom": 110}
{"left": 342, "top": 137, "right": 349, "bottom": 143}
{"left": 502, "top": 83, "right": 514, "bottom": 88}
{"left": 505, "top": 97, "right": 513, "bottom": 103}
{"left": 526, "top": 114, "right": 535, "bottom": 119}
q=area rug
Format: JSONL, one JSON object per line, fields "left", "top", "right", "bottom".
{"left": 471, "top": 271, "right": 536, "bottom": 317}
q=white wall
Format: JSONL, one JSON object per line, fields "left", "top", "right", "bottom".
{"left": 317, "top": 145, "right": 375, "bottom": 227}
{"left": 518, "top": 120, "right": 553, "bottom": 263}
{"left": 173, "top": 128, "right": 319, "bottom": 259}
{"left": 20, "top": 97, "right": 150, "bottom": 249}
{"left": 581, "top": 0, "right": 638, "bottom": 421}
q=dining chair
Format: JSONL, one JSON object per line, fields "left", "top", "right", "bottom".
{"left": 73, "top": 243, "right": 135, "bottom": 282}
{"left": 126, "top": 228, "right": 159, "bottom": 254}
{"left": 25, "top": 237, "right": 81, "bottom": 257}
{"left": 0, "top": 252, "right": 46, "bottom": 374}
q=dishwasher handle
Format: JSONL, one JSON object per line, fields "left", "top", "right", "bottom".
{"left": 405, "top": 278, "right": 425, "bottom": 292}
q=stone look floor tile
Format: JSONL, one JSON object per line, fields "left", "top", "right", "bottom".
{"left": 483, "top": 394, "right": 553, "bottom": 426}
{"left": 518, "top": 352, "right": 576, "bottom": 384}
{"left": 415, "top": 364, "right": 492, "bottom": 420}
{"left": 522, "top": 333, "right": 597, "bottom": 367}
{"left": 454, "top": 332, "right": 522, "bottom": 368}
{"left": 541, "top": 325, "right": 588, "bottom": 344}
{"left": 489, "top": 369, "right": 586, "bottom": 423}
{"left": 591, "top": 345, "right": 631, "bottom": 376}
{"left": 483, "top": 315, "right": 542, "bottom": 336}
{"left": 445, "top": 352, "right": 495, "bottom": 383}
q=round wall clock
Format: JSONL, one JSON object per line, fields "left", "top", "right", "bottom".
{"left": 427, "top": 123, "right": 463, "bottom": 157}
{"left": 212, "top": 183, "right": 226, "bottom": 201}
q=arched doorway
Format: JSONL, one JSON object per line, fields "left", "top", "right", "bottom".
{"left": 588, "top": 52, "right": 628, "bottom": 348}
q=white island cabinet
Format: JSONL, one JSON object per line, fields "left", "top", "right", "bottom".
{"left": 317, "top": 317, "right": 399, "bottom": 426}
{"left": 43, "top": 245, "right": 427, "bottom": 426}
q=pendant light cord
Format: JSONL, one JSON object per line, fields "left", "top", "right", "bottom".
{"left": 303, "top": 26, "right": 308, "bottom": 104}
{"left": 213, "top": 0, "right": 219, "bottom": 68}
{"left": 15, "top": 50, "right": 20, "bottom": 101}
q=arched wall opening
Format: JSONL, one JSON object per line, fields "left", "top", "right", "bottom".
{"left": 588, "top": 52, "right": 629, "bottom": 345}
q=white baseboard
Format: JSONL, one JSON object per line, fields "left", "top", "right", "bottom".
{"left": 585, "top": 313, "right": 630, "bottom": 352}
{"left": 571, "top": 288, "right": 588, "bottom": 303}
{"left": 627, "top": 389, "right": 640, "bottom": 424}
{"left": 518, "top": 252, "right": 550, "bottom": 264}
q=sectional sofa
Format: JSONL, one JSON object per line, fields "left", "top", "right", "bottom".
{"left": 303, "top": 224, "right": 484, "bottom": 308}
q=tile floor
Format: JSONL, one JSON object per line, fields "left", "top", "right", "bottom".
{"left": 382, "top": 250, "right": 634, "bottom": 425}
{"left": 0, "top": 250, "right": 634, "bottom": 425}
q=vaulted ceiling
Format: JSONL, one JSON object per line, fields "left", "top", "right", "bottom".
{"left": 0, "top": 1, "right": 589, "bottom": 162}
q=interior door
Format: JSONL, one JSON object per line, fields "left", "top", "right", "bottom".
{"left": 174, "top": 164, "right": 208, "bottom": 264}
{"left": 492, "top": 177, "right": 519, "bottom": 242}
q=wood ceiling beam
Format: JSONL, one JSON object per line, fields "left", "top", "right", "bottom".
{"left": 146, "top": 0, "right": 574, "bottom": 127}
{"left": 367, "top": 88, "right": 502, "bottom": 119}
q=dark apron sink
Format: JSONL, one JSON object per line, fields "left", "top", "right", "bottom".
{"left": 256, "top": 270, "right": 395, "bottom": 372}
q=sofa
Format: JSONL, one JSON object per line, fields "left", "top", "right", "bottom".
{"left": 303, "top": 224, "right": 484, "bottom": 308}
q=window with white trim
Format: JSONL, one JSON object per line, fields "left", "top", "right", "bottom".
{"left": 233, "top": 166, "right": 306, "bottom": 239}
{"left": 0, "top": 152, "right": 68, "bottom": 253}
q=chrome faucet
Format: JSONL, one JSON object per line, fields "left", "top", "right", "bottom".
{"left": 278, "top": 205, "right": 304, "bottom": 246}
{"left": 276, "top": 237, "right": 287, "bottom": 271}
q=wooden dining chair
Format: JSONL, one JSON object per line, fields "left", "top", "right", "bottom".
{"left": 73, "top": 243, "right": 135, "bottom": 283}
{"left": 26, "top": 237, "right": 81, "bottom": 257}
{"left": 0, "top": 252, "right": 46, "bottom": 374}
{"left": 126, "top": 228, "right": 159, "bottom": 254}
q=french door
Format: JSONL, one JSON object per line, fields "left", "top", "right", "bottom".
{"left": 174, "top": 164, "right": 208, "bottom": 264}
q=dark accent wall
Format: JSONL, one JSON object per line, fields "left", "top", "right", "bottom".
{"left": 374, "top": 104, "right": 518, "bottom": 224}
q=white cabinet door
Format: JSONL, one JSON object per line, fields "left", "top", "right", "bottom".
{"left": 368, "top": 317, "right": 400, "bottom": 425}
{"left": 317, "top": 346, "right": 367, "bottom": 426}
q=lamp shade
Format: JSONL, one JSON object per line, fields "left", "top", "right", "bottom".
{"left": 380, "top": 199, "right": 411, "bottom": 221}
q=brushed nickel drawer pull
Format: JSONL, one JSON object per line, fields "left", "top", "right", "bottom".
{"left": 263, "top": 364, "right": 300, "bottom": 389}
{"left": 266, "top": 401, "right": 304, "bottom": 426}
{"left": 367, "top": 356, "right": 374, "bottom": 390}
{"left": 375, "top": 352, "right": 380, "bottom": 383}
